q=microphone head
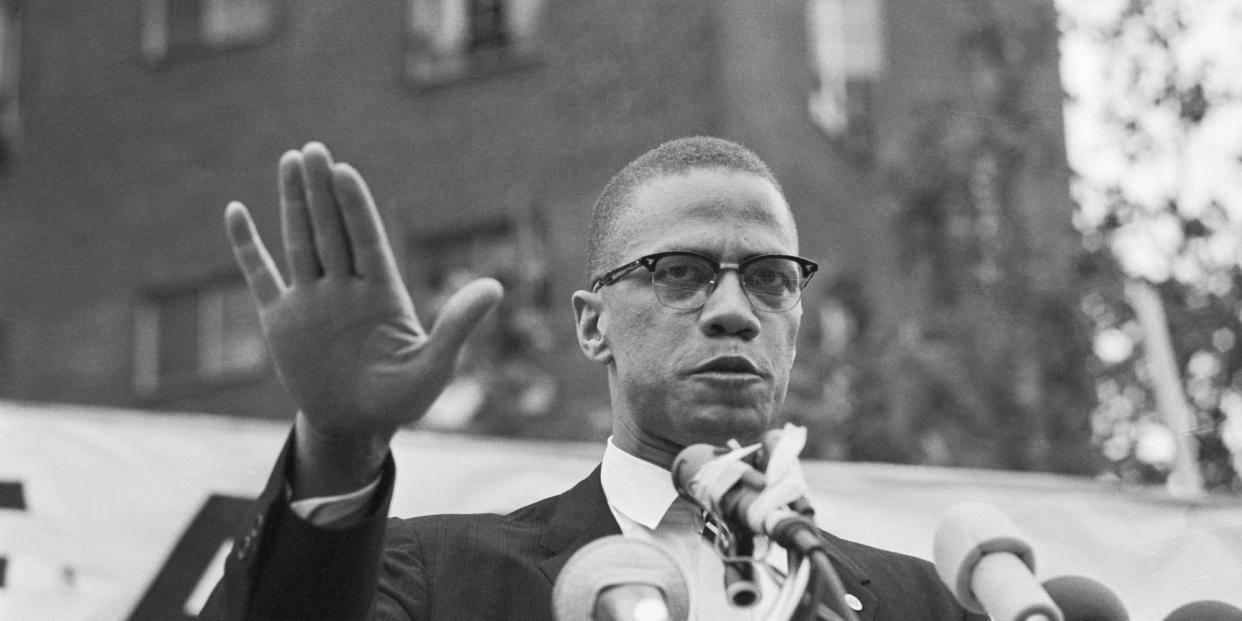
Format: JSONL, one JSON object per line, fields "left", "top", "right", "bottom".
{"left": 933, "top": 501, "right": 1037, "bottom": 614}
{"left": 1041, "top": 575, "right": 1129, "bottom": 621}
{"left": 1163, "top": 601, "right": 1242, "bottom": 621}
{"left": 552, "top": 535, "right": 690, "bottom": 621}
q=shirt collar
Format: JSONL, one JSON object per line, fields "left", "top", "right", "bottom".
{"left": 600, "top": 437, "right": 682, "bottom": 530}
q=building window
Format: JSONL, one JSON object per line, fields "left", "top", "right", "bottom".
{"left": 405, "top": 0, "right": 544, "bottom": 88}
{"left": 134, "top": 280, "right": 267, "bottom": 395}
{"left": 806, "top": 0, "right": 884, "bottom": 160}
{"left": 0, "top": 0, "right": 21, "bottom": 170}
{"left": 139, "top": 0, "right": 277, "bottom": 67}
{"left": 407, "top": 204, "right": 558, "bottom": 432}
{"left": 409, "top": 211, "right": 553, "bottom": 337}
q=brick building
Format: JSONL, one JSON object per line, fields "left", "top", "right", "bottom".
{"left": 0, "top": 0, "right": 1082, "bottom": 463}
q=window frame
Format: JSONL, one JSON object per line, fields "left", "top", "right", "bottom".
{"left": 133, "top": 276, "right": 269, "bottom": 397}
{"left": 0, "top": 0, "right": 22, "bottom": 170}
{"left": 404, "top": 0, "right": 545, "bottom": 89}
{"left": 138, "top": 0, "right": 280, "bottom": 69}
{"left": 805, "top": 0, "right": 885, "bottom": 160}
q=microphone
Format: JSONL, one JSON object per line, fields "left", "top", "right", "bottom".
{"left": 933, "top": 501, "right": 1063, "bottom": 621}
{"left": 1041, "top": 576, "right": 1129, "bottom": 621}
{"left": 1163, "top": 601, "right": 1242, "bottom": 621}
{"left": 671, "top": 443, "right": 815, "bottom": 546}
{"left": 672, "top": 440, "right": 860, "bottom": 621}
{"left": 552, "top": 535, "right": 690, "bottom": 621}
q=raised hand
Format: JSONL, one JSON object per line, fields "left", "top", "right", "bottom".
{"left": 225, "top": 143, "right": 503, "bottom": 496}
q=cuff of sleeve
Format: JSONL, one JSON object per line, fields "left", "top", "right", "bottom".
{"left": 287, "top": 475, "right": 383, "bottom": 528}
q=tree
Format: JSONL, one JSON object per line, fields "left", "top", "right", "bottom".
{"left": 881, "top": 0, "right": 1096, "bottom": 474}
{"left": 786, "top": 0, "right": 1099, "bottom": 473}
{"left": 1061, "top": 0, "right": 1242, "bottom": 493}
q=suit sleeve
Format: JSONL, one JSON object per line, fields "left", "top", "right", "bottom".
{"left": 199, "top": 431, "right": 397, "bottom": 620}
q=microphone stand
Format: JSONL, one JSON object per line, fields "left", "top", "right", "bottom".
{"left": 674, "top": 434, "right": 859, "bottom": 621}
{"left": 709, "top": 497, "right": 857, "bottom": 621}
{"left": 770, "top": 517, "right": 856, "bottom": 621}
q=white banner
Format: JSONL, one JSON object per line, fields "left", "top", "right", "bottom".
{"left": 1, "top": 401, "right": 1240, "bottom": 620}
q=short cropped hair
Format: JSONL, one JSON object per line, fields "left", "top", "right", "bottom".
{"left": 586, "top": 136, "right": 785, "bottom": 283}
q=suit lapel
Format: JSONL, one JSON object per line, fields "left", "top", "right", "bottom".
{"left": 819, "top": 533, "right": 878, "bottom": 621}
{"left": 533, "top": 467, "right": 880, "bottom": 619}
{"left": 834, "top": 567, "right": 878, "bottom": 621}
{"left": 537, "top": 466, "right": 622, "bottom": 584}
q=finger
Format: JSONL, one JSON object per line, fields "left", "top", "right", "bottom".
{"left": 425, "top": 278, "right": 505, "bottom": 362}
{"left": 300, "top": 142, "right": 353, "bottom": 276}
{"left": 279, "top": 150, "right": 321, "bottom": 284}
{"left": 225, "top": 201, "right": 286, "bottom": 307}
{"left": 332, "top": 162, "right": 401, "bottom": 284}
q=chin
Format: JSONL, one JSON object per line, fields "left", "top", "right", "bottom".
{"left": 680, "top": 405, "right": 769, "bottom": 447}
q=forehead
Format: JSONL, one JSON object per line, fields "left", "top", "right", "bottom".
{"left": 612, "top": 168, "right": 798, "bottom": 258}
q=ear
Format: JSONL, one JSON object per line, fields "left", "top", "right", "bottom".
{"left": 571, "top": 289, "right": 613, "bottom": 365}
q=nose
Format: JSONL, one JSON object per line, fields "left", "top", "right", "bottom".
{"left": 698, "top": 271, "right": 760, "bottom": 339}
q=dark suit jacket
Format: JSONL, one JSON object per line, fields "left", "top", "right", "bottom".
{"left": 203, "top": 438, "right": 982, "bottom": 620}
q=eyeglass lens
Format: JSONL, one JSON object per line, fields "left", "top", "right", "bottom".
{"left": 651, "top": 254, "right": 804, "bottom": 311}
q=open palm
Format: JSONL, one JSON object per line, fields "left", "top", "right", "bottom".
{"left": 226, "top": 143, "right": 502, "bottom": 443}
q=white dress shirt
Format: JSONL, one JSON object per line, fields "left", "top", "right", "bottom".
{"left": 600, "top": 438, "right": 787, "bottom": 620}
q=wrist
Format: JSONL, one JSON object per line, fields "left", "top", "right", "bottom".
{"left": 291, "top": 412, "right": 394, "bottom": 500}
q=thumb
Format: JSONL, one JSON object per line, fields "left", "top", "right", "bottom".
{"left": 425, "top": 277, "right": 505, "bottom": 360}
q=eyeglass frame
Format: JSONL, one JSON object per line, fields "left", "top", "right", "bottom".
{"left": 588, "top": 250, "right": 819, "bottom": 312}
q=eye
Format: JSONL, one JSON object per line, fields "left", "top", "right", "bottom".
{"left": 744, "top": 259, "right": 800, "bottom": 294}
{"left": 654, "top": 255, "right": 714, "bottom": 289}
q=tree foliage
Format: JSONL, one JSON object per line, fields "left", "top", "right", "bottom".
{"left": 787, "top": 0, "right": 1098, "bottom": 475}
{"left": 1062, "top": 0, "right": 1242, "bottom": 492}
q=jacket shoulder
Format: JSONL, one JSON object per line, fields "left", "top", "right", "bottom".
{"left": 830, "top": 534, "right": 939, "bottom": 580}
{"left": 824, "top": 533, "right": 982, "bottom": 620}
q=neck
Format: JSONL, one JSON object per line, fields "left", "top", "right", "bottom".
{"left": 611, "top": 424, "right": 680, "bottom": 470}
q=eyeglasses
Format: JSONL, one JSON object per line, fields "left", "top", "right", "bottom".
{"left": 590, "top": 251, "right": 818, "bottom": 312}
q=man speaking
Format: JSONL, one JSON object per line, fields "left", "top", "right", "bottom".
{"left": 202, "top": 138, "right": 978, "bottom": 619}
